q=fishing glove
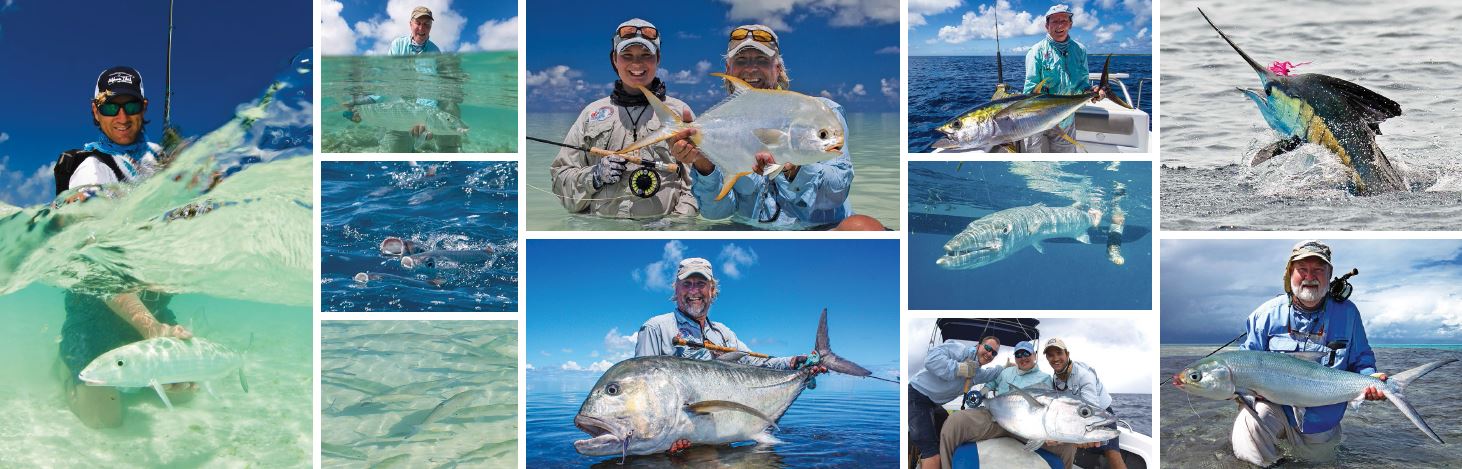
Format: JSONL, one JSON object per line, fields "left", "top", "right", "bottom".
{"left": 956, "top": 359, "right": 980, "bottom": 378}
{"left": 592, "top": 155, "right": 628, "bottom": 189}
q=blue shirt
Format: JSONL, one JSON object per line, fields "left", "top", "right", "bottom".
{"left": 1024, "top": 36, "right": 1091, "bottom": 128}
{"left": 1242, "top": 295, "right": 1376, "bottom": 433}
{"left": 691, "top": 97, "right": 854, "bottom": 229}
{"left": 389, "top": 36, "right": 440, "bottom": 56}
{"left": 1051, "top": 360, "right": 1112, "bottom": 410}
{"left": 989, "top": 364, "right": 1053, "bottom": 396}
{"left": 910, "top": 340, "right": 1004, "bottom": 403}
{"left": 634, "top": 310, "right": 796, "bottom": 369}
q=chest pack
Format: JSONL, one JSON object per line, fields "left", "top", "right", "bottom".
{"left": 53, "top": 149, "right": 126, "bottom": 195}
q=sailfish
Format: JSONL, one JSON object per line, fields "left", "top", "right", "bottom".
{"left": 1198, "top": 7, "right": 1408, "bottom": 194}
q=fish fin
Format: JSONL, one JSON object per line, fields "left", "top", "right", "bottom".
{"left": 1074, "top": 234, "right": 1091, "bottom": 244}
{"left": 753, "top": 128, "right": 788, "bottom": 147}
{"left": 1304, "top": 73, "right": 1402, "bottom": 124}
{"left": 1390, "top": 359, "right": 1456, "bottom": 393}
{"left": 762, "top": 163, "right": 785, "bottom": 180}
{"left": 1385, "top": 391, "right": 1445, "bottom": 444}
{"left": 812, "top": 309, "right": 872, "bottom": 377}
{"left": 1033, "top": 241, "right": 1046, "bottom": 253}
{"left": 151, "top": 380, "right": 174, "bottom": 410}
{"left": 1022, "top": 439, "right": 1044, "bottom": 452}
{"left": 240, "top": 365, "right": 250, "bottom": 393}
{"left": 685, "top": 400, "right": 780, "bottom": 431}
{"left": 928, "top": 138, "right": 960, "bottom": 151}
{"left": 716, "top": 172, "right": 752, "bottom": 201}
{"left": 1369, "top": 122, "right": 1383, "bottom": 135}
{"left": 712, "top": 73, "right": 754, "bottom": 95}
{"left": 203, "top": 381, "right": 218, "bottom": 399}
{"left": 715, "top": 351, "right": 747, "bottom": 362}
{"left": 1060, "top": 132, "right": 1087, "bottom": 153}
{"left": 1032, "top": 78, "right": 1048, "bottom": 94}
{"left": 1250, "top": 137, "right": 1303, "bottom": 166}
{"left": 1010, "top": 385, "right": 1045, "bottom": 408}
{"left": 1095, "top": 54, "right": 1134, "bottom": 110}
{"left": 1001, "top": 143, "right": 1019, "bottom": 153}
{"left": 613, "top": 85, "right": 681, "bottom": 155}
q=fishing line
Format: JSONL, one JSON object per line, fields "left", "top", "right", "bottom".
{"left": 1160, "top": 331, "right": 1247, "bottom": 386}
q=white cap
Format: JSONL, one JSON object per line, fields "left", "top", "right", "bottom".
{"left": 726, "top": 24, "right": 779, "bottom": 58}
{"left": 1045, "top": 4, "right": 1075, "bottom": 20}
{"left": 675, "top": 257, "right": 716, "bottom": 282}
{"left": 613, "top": 18, "right": 660, "bottom": 56}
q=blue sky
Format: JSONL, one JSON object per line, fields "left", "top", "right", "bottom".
{"left": 1162, "top": 239, "right": 1462, "bottom": 344}
{"left": 526, "top": 0, "right": 900, "bottom": 113}
{"left": 906, "top": 318, "right": 1154, "bottom": 394}
{"left": 910, "top": 0, "right": 1152, "bottom": 56}
{"left": 318, "top": 0, "right": 517, "bottom": 55}
{"left": 0, "top": 0, "right": 309, "bottom": 207}
{"left": 526, "top": 239, "right": 900, "bottom": 377}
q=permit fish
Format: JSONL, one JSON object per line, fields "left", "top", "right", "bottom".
{"left": 1173, "top": 350, "right": 1455, "bottom": 443}
{"left": 346, "top": 101, "right": 470, "bottom": 136}
{"left": 937, "top": 203, "right": 1102, "bottom": 270}
{"left": 617, "top": 75, "right": 846, "bottom": 200}
{"left": 573, "top": 309, "right": 872, "bottom": 459}
{"left": 1198, "top": 8, "right": 1407, "bottom": 194}
{"left": 401, "top": 248, "right": 495, "bottom": 270}
{"left": 986, "top": 387, "right": 1121, "bottom": 451}
{"left": 930, "top": 55, "right": 1133, "bottom": 152}
{"left": 78, "top": 336, "right": 248, "bottom": 410}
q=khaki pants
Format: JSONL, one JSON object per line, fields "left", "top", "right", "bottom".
{"left": 1025, "top": 125, "right": 1079, "bottom": 153}
{"left": 1232, "top": 397, "right": 1342, "bottom": 466}
{"left": 938, "top": 407, "right": 1077, "bottom": 469}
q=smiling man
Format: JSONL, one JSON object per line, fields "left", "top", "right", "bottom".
{"left": 389, "top": 6, "right": 440, "bottom": 55}
{"left": 1022, "top": 4, "right": 1103, "bottom": 153}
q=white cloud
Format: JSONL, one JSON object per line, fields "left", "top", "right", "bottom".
{"left": 909, "top": 0, "right": 963, "bottom": 27}
{"left": 560, "top": 348, "right": 573, "bottom": 354}
{"left": 1092, "top": 24, "right": 1123, "bottom": 43}
{"left": 318, "top": 0, "right": 358, "bottom": 55}
{"left": 1118, "top": 27, "right": 1149, "bottom": 49}
{"left": 604, "top": 327, "right": 637, "bottom": 360}
{"left": 874, "top": 46, "right": 900, "bottom": 54}
{"left": 527, "top": 65, "right": 581, "bottom": 88}
{"left": 587, "top": 360, "right": 615, "bottom": 372}
{"left": 631, "top": 240, "right": 687, "bottom": 291}
{"left": 527, "top": 65, "right": 609, "bottom": 111}
{"left": 936, "top": 1, "right": 1045, "bottom": 45}
{"left": 717, "top": 244, "right": 760, "bottom": 279}
{"left": 714, "top": 0, "right": 899, "bottom": 31}
{"left": 1009, "top": 45, "right": 1032, "bottom": 53}
{"left": 850, "top": 83, "right": 867, "bottom": 96}
{"left": 561, "top": 361, "right": 582, "bottom": 371}
{"left": 0, "top": 156, "right": 54, "bottom": 207}
{"left": 1123, "top": 0, "right": 1153, "bottom": 28}
{"left": 525, "top": 363, "right": 534, "bottom": 370}
{"left": 0, "top": 132, "right": 9, "bottom": 144}
{"left": 354, "top": 0, "right": 468, "bottom": 54}
{"left": 461, "top": 16, "right": 517, "bottom": 51}
{"left": 664, "top": 60, "right": 714, "bottom": 85}
{"left": 880, "top": 78, "right": 898, "bottom": 99}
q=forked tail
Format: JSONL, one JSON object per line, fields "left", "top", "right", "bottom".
{"left": 812, "top": 309, "right": 872, "bottom": 377}
{"left": 1381, "top": 358, "right": 1455, "bottom": 443}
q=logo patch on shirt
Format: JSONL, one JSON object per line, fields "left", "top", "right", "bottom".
{"left": 590, "top": 106, "right": 614, "bottom": 122}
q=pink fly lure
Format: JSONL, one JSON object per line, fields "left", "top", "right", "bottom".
{"left": 1269, "top": 61, "right": 1311, "bottom": 76}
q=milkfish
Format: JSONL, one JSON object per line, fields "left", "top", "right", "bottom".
{"left": 986, "top": 387, "right": 1121, "bottom": 451}
{"left": 78, "top": 336, "right": 248, "bottom": 410}
{"left": 618, "top": 74, "right": 846, "bottom": 200}
{"left": 1198, "top": 8, "right": 1407, "bottom": 194}
{"left": 1173, "top": 350, "right": 1456, "bottom": 443}
{"left": 937, "top": 203, "right": 1102, "bottom": 270}
{"left": 573, "top": 309, "right": 872, "bottom": 459}
{"left": 930, "top": 55, "right": 1133, "bottom": 152}
{"left": 346, "top": 101, "right": 470, "bottom": 136}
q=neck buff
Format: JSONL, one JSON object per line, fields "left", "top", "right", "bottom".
{"left": 1050, "top": 37, "right": 1071, "bottom": 57}
{"left": 610, "top": 77, "right": 667, "bottom": 107}
{"left": 84, "top": 135, "right": 150, "bottom": 159}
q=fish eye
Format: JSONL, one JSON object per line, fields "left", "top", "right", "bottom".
{"left": 818, "top": 129, "right": 829, "bottom": 140}
{"left": 1079, "top": 406, "right": 1092, "bottom": 417}
{"left": 116, "top": 360, "right": 125, "bottom": 367}
{"left": 950, "top": 121, "right": 962, "bottom": 130}
{"left": 606, "top": 383, "right": 620, "bottom": 396}
{"left": 1188, "top": 372, "right": 1201, "bottom": 382}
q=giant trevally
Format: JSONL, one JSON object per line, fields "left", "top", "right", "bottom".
{"left": 929, "top": 55, "right": 1133, "bottom": 152}
{"left": 345, "top": 101, "right": 470, "bottom": 136}
{"left": 1198, "top": 8, "right": 1407, "bottom": 195}
{"left": 78, "top": 336, "right": 248, "bottom": 410}
{"left": 1173, "top": 350, "right": 1455, "bottom": 443}
{"left": 572, "top": 309, "right": 872, "bottom": 459}
{"left": 987, "top": 387, "right": 1121, "bottom": 451}
{"left": 617, "top": 75, "right": 846, "bottom": 200}
{"left": 937, "top": 203, "right": 1102, "bottom": 270}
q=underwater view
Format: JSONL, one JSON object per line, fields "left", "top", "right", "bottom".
{"left": 321, "top": 320, "right": 518, "bottom": 468}
{"left": 321, "top": 52, "right": 518, "bottom": 154}
{"left": 908, "top": 161, "right": 1152, "bottom": 310}
{"left": 320, "top": 161, "right": 519, "bottom": 312}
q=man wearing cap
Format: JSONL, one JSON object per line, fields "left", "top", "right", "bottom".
{"left": 634, "top": 257, "right": 809, "bottom": 369}
{"left": 390, "top": 6, "right": 441, "bottom": 55}
{"left": 340, "top": 6, "right": 466, "bottom": 152}
{"left": 1044, "top": 337, "right": 1124, "bottom": 469}
{"left": 666, "top": 24, "right": 881, "bottom": 230}
{"left": 54, "top": 66, "right": 194, "bottom": 429}
{"left": 1231, "top": 240, "right": 1381, "bottom": 466}
{"left": 1022, "top": 4, "right": 1105, "bottom": 153}
{"left": 908, "top": 335, "right": 1003, "bottom": 469}
{"left": 935, "top": 339, "right": 1056, "bottom": 469}
{"left": 550, "top": 18, "right": 697, "bottom": 218}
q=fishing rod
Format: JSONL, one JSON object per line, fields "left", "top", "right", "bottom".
{"left": 163, "top": 0, "right": 175, "bottom": 131}
{"left": 526, "top": 136, "right": 680, "bottom": 198}
{"left": 674, "top": 337, "right": 900, "bottom": 384}
{"left": 1160, "top": 331, "right": 1247, "bottom": 386}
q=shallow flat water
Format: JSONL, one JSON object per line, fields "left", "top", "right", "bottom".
{"left": 321, "top": 52, "right": 518, "bottom": 153}
{"left": 1161, "top": 346, "right": 1462, "bottom": 467}
{"left": 320, "top": 161, "right": 518, "bottom": 312}
{"left": 1160, "top": 0, "right": 1462, "bottom": 230}
{"left": 525, "top": 112, "right": 901, "bottom": 230}
{"left": 320, "top": 320, "right": 518, "bottom": 468}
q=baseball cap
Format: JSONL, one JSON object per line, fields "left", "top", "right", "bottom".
{"left": 675, "top": 257, "right": 715, "bottom": 282}
{"left": 1015, "top": 340, "right": 1037, "bottom": 355}
{"left": 1046, "top": 4, "right": 1075, "bottom": 20}
{"left": 94, "top": 66, "right": 145, "bottom": 101}
{"left": 411, "top": 6, "right": 433, "bottom": 20}
{"left": 613, "top": 18, "right": 660, "bottom": 56}
{"left": 1043, "top": 338, "right": 1069, "bottom": 353}
{"left": 1289, "top": 240, "right": 1333, "bottom": 266}
{"left": 726, "top": 24, "right": 779, "bottom": 58}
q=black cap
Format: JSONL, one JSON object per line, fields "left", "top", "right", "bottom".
{"left": 95, "top": 66, "right": 146, "bottom": 101}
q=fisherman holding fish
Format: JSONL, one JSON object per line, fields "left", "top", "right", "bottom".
{"left": 53, "top": 66, "right": 196, "bottom": 428}
{"left": 1023, "top": 4, "right": 1105, "bottom": 153}
{"left": 666, "top": 24, "right": 876, "bottom": 230}
{"left": 550, "top": 19, "right": 697, "bottom": 218}
{"left": 908, "top": 335, "right": 1003, "bottom": 469}
{"left": 1231, "top": 240, "right": 1383, "bottom": 466}
{"left": 340, "top": 6, "right": 465, "bottom": 152}
{"left": 935, "top": 340, "right": 1051, "bottom": 468}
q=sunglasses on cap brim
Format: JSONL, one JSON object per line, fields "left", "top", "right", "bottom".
{"left": 97, "top": 100, "right": 144, "bottom": 117}
{"left": 729, "top": 28, "right": 776, "bottom": 44}
{"left": 618, "top": 25, "right": 658, "bottom": 41}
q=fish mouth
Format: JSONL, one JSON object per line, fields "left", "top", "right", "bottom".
{"left": 573, "top": 415, "right": 625, "bottom": 456}
{"left": 824, "top": 137, "right": 844, "bottom": 153}
{"left": 928, "top": 137, "right": 959, "bottom": 151}
{"left": 936, "top": 245, "right": 998, "bottom": 270}
{"left": 78, "top": 374, "right": 103, "bottom": 385}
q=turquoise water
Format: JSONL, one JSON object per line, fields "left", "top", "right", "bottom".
{"left": 321, "top": 52, "right": 518, "bottom": 153}
{"left": 0, "top": 285, "right": 312, "bottom": 467}
{"left": 321, "top": 320, "right": 518, "bottom": 468}
{"left": 525, "top": 112, "right": 901, "bottom": 230}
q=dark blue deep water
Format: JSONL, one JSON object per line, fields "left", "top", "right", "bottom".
{"left": 908, "top": 161, "right": 1152, "bottom": 310}
{"left": 527, "top": 370, "right": 898, "bottom": 468}
{"left": 908, "top": 55, "right": 1153, "bottom": 152}
{"left": 321, "top": 161, "right": 518, "bottom": 312}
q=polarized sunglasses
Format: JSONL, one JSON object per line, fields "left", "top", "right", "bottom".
{"left": 729, "top": 28, "right": 776, "bottom": 44}
{"left": 97, "top": 100, "right": 144, "bottom": 117}
{"left": 1014, "top": 350, "right": 1032, "bottom": 358}
{"left": 617, "top": 25, "right": 659, "bottom": 41}
{"left": 981, "top": 343, "right": 997, "bottom": 354}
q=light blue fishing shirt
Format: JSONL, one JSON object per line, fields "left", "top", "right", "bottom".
{"left": 1023, "top": 36, "right": 1091, "bottom": 129}
{"left": 690, "top": 97, "right": 854, "bottom": 229}
{"left": 1051, "top": 360, "right": 1113, "bottom": 410}
{"left": 989, "top": 364, "right": 1053, "bottom": 396}
{"left": 634, "top": 309, "right": 796, "bottom": 369}
{"left": 910, "top": 340, "right": 1004, "bottom": 403}
{"left": 389, "top": 36, "right": 440, "bottom": 56}
{"left": 1242, "top": 295, "right": 1376, "bottom": 433}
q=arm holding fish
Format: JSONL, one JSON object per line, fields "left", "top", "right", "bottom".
{"left": 1340, "top": 306, "right": 1386, "bottom": 400}
{"left": 107, "top": 293, "right": 191, "bottom": 340}
{"left": 668, "top": 113, "right": 748, "bottom": 220}
{"left": 766, "top": 98, "right": 853, "bottom": 222}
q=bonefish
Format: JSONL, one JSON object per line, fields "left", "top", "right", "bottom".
{"left": 79, "top": 336, "right": 248, "bottom": 410}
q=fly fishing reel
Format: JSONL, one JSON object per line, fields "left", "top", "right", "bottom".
{"left": 1329, "top": 268, "right": 1358, "bottom": 302}
{"left": 627, "top": 167, "right": 661, "bottom": 198}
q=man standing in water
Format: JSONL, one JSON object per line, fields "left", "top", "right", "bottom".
{"left": 55, "top": 66, "right": 194, "bottom": 428}
{"left": 1022, "top": 4, "right": 1104, "bottom": 153}
{"left": 344, "top": 6, "right": 464, "bottom": 152}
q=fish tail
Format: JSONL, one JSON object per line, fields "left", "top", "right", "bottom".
{"left": 812, "top": 309, "right": 872, "bottom": 377}
{"left": 1383, "top": 359, "right": 1455, "bottom": 443}
{"left": 1096, "top": 55, "right": 1134, "bottom": 110}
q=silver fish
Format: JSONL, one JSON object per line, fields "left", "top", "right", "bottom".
{"left": 401, "top": 248, "right": 495, "bottom": 270}
{"left": 1174, "top": 350, "right": 1455, "bottom": 443}
{"left": 573, "top": 309, "right": 871, "bottom": 458}
{"left": 937, "top": 203, "right": 1101, "bottom": 270}
{"left": 348, "top": 101, "right": 469, "bottom": 136}
{"left": 78, "top": 336, "right": 248, "bottom": 410}
{"left": 402, "top": 389, "right": 484, "bottom": 439}
{"left": 987, "top": 387, "right": 1121, "bottom": 451}
{"left": 930, "top": 55, "right": 1132, "bottom": 152}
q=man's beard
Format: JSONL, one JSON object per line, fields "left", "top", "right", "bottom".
{"left": 1294, "top": 280, "right": 1325, "bottom": 305}
{"left": 680, "top": 297, "right": 709, "bottom": 319}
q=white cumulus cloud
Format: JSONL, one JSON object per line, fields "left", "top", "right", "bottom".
{"left": 0, "top": 156, "right": 54, "bottom": 207}
{"left": 604, "top": 327, "right": 637, "bottom": 360}
{"left": 909, "top": 0, "right": 963, "bottom": 27}
{"left": 318, "top": 0, "right": 358, "bottom": 55}
{"left": 354, "top": 0, "right": 468, "bottom": 54}
{"left": 632, "top": 241, "right": 688, "bottom": 291}
{"left": 936, "top": 1, "right": 1045, "bottom": 45}
{"left": 714, "top": 0, "right": 898, "bottom": 31}
{"left": 461, "top": 16, "right": 518, "bottom": 51}
{"left": 717, "top": 244, "right": 760, "bottom": 279}
{"left": 664, "top": 60, "right": 714, "bottom": 85}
